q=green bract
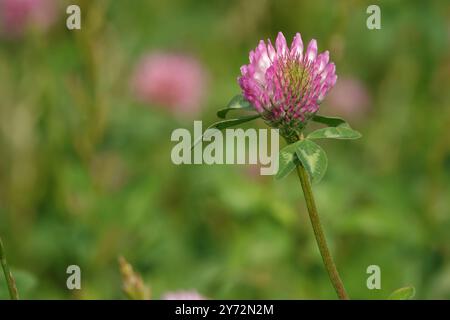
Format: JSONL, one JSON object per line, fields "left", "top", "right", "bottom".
{"left": 191, "top": 95, "right": 260, "bottom": 149}
{"left": 217, "top": 94, "right": 256, "bottom": 119}
{"left": 388, "top": 286, "right": 416, "bottom": 300}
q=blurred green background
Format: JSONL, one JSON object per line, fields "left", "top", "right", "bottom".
{"left": 1, "top": 0, "right": 450, "bottom": 299}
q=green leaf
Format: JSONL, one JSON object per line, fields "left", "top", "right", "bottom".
{"left": 312, "top": 114, "right": 347, "bottom": 127}
{"left": 294, "top": 139, "right": 328, "bottom": 184}
{"left": 217, "top": 95, "right": 256, "bottom": 119}
{"left": 275, "top": 143, "right": 298, "bottom": 180}
{"left": 307, "top": 125, "right": 362, "bottom": 140}
{"left": 191, "top": 114, "right": 261, "bottom": 149}
{"left": 309, "top": 114, "right": 362, "bottom": 140}
{"left": 211, "top": 114, "right": 260, "bottom": 130}
{"left": 388, "top": 286, "right": 416, "bottom": 300}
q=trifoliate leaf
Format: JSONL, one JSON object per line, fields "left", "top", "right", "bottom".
{"left": 294, "top": 139, "right": 328, "bottom": 184}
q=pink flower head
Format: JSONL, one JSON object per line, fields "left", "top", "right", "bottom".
{"left": 162, "top": 290, "right": 206, "bottom": 300}
{"left": 131, "top": 52, "right": 207, "bottom": 117}
{"left": 0, "top": 0, "right": 57, "bottom": 38}
{"left": 239, "top": 32, "right": 337, "bottom": 138}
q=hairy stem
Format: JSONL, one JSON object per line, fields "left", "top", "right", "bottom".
{"left": 0, "top": 237, "right": 19, "bottom": 300}
{"left": 296, "top": 165, "right": 349, "bottom": 300}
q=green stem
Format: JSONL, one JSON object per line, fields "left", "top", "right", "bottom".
{"left": 296, "top": 165, "right": 349, "bottom": 300}
{"left": 0, "top": 237, "right": 19, "bottom": 300}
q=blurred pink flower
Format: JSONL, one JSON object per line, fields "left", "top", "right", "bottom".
{"left": 239, "top": 32, "right": 337, "bottom": 139}
{"left": 0, "top": 0, "right": 57, "bottom": 38}
{"left": 162, "top": 290, "right": 206, "bottom": 300}
{"left": 131, "top": 52, "right": 207, "bottom": 116}
{"left": 326, "top": 77, "right": 371, "bottom": 121}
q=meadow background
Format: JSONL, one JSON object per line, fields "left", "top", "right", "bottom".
{"left": 1, "top": 0, "right": 450, "bottom": 299}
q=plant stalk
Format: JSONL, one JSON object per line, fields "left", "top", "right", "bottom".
{"left": 0, "top": 237, "right": 19, "bottom": 300}
{"left": 296, "top": 165, "right": 349, "bottom": 300}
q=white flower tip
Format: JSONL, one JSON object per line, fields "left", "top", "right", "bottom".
{"left": 306, "top": 39, "right": 318, "bottom": 62}
{"left": 290, "top": 33, "right": 304, "bottom": 57}
{"left": 267, "top": 39, "right": 276, "bottom": 60}
{"left": 276, "top": 32, "right": 287, "bottom": 55}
